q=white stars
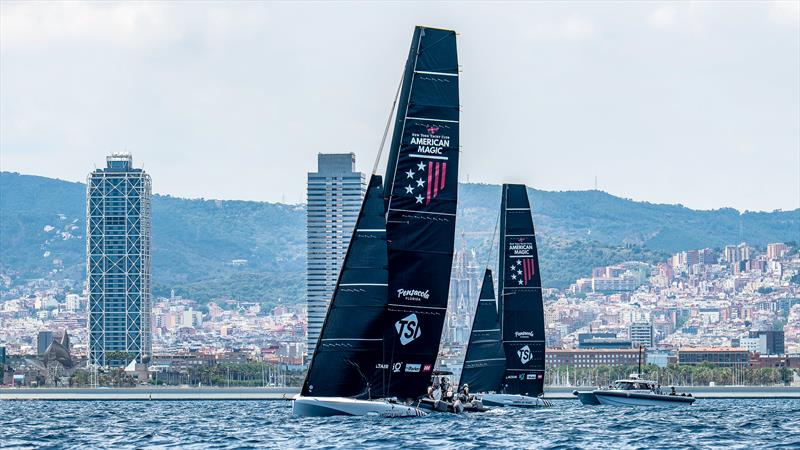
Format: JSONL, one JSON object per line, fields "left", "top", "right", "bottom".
{"left": 416, "top": 162, "right": 426, "bottom": 171}
{"left": 517, "top": 269, "right": 523, "bottom": 275}
{"left": 405, "top": 169, "right": 415, "bottom": 179}
{"left": 415, "top": 194, "right": 424, "bottom": 204}
{"left": 518, "top": 280, "right": 524, "bottom": 285}
{"left": 511, "top": 273, "right": 517, "bottom": 280}
{"left": 404, "top": 185, "right": 414, "bottom": 194}
{"left": 516, "top": 260, "right": 522, "bottom": 265}
{"left": 416, "top": 179, "right": 426, "bottom": 188}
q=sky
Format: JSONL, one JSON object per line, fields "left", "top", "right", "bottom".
{"left": 1, "top": 1, "right": 798, "bottom": 211}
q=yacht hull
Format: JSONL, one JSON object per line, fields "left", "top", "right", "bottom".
{"left": 479, "top": 393, "right": 552, "bottom": 408}
{"left": 593, "top": 391, "right": 695, "bottom": 406}
{"left": 572, "top": 390, "right": 601, "bottom": 405}
{"left": 292, "top": 396, "right": 427, "bottom": 417}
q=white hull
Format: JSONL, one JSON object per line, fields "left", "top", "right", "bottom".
{"left": 594, "top": 392, "right": 695, "bottom": 407}
{"left": 478, "top": 393, "right": 552, "bottom": 408}
{"left": 292, "top": 396, "right": 427, "bottom": 417}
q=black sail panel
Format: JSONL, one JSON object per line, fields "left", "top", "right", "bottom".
{"left": 301, "top": 175, "right": 389, "bottom": 399}
{"left": 459, "top": 269, "right": 506, "bottom": 393}
{"left": 499, "top": 184, "right": 545, "bottom": 396}
{"left": 383, "top": 26, "right": 460, "bottom": 400}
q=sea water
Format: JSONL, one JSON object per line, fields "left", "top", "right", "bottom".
{"left": 1, "top": 399, "right": 798, "bottom": 449}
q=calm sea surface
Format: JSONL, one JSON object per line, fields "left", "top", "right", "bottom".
{"left": 1, "top": 399, "right": 799, "bottom": 449}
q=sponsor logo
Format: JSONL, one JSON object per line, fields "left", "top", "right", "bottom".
{"left": 515, "top": 331, "right": 536, "bottom": 339}
{"left": 519, "top": 374, "right": 525, "bottom": 380}
{"left": 393, "top": 362, "right": 403, "bottom": 373}
{"left": 396, "top": 289, "right": 430, "bottom": 301}
{"left": 506, "top": 375, "right": 517, "bottom": 380}
{"left": 376, "top": 363, "right": 389, "bottom": 370}
{"left": 395, "top": 313, "right": 422, "bottom": 345}
{"left": 518, "top": 345, "right": 533, "bottom": 365}
{"left": 405, "top": 363, "right": 421, "bottom": 373}
{"left": 526, "top": 374, "right": 537, "bottom": 380}
{"left": 422, "top": 364, "right": 433, "bottom": 372}
{"left": 427, "top": 125, "right": 440, "bottom": 134}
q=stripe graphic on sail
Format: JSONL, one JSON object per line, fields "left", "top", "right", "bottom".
{"left": 383, "top": 26, "right": 460, "bottom": 400}
{"left": 459, "top": 269, "right": 506, "bottom": 393}
{"left": 301, "top": 175, "right": 389, "bottom": 399}
{"left": 499, "top": 184, "right": 545, "bottom": 397}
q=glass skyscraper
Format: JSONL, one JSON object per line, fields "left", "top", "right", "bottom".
{"left": 306, "top": 153, "right": 365, "bottom": 362}
{"left": 86, "top": 153, "right": 152, "bottom": 366}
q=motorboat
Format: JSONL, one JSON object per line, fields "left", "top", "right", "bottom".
{"left": 292, "top": 395, "right": 426, "bottom": 417}
{"left": 574, "top": 374, "right": 695, "bottom": 406}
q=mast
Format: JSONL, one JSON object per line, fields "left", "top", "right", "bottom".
{"left": 459, "top": 269, "right": 506, "bottom": 393}
{"left": 382, "top": 26, "right": 460, "bottom": 400}
{"left": 301, "top": 175, "right": 390, "bottom": 399}
{"left": 499, "top": 184, "right": 546, "bottom": 397}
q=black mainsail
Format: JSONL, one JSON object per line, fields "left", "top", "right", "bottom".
{"left": 459, "top": 269, "right": 506, "bottom": 393}
{"left": 301, "top": 26, "right": 460, "bottom": 402}
{"left": 301, "top": 175, "right": 390, "bottom": 399}
{"left": 498, "top": 184, "right": 545, "bottom": 396}
{"left": 383, "top": 26, "right": 460, "bottom": 399}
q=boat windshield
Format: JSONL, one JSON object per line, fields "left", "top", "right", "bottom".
{"left": 614, "top": 381, "right": 653, "bottom": 390}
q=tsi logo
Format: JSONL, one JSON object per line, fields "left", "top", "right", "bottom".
{"left": 517, "top": 345, "right": 533, "bottom": 365}
{"left": 395, "top": 313, "right": 422, "bottom": 345}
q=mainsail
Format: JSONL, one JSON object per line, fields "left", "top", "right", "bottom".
{"left": 498, "top": 184, "right": 545, "bottom": 396}
{"left": 459, "top": 269, "right": 506, "bottom": 393}
{"left": 383, "top": 26, "right": 460, "bottom": 399}
{"left": 301, "top": 175, "right": 389, "bottom": 399}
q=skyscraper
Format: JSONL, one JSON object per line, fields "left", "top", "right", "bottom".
{"left": 306, "top": 153, "right": 365, "bottom": 362}
{"left": 86, "top": 153, "right": 152, "bottom": 366}
{"left": 37, "top": 331, "right": 54, "bottom": 356}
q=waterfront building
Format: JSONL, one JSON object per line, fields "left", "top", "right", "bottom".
{"left": 629, "top": 321, "right": 654, "bottom": 348}
{"left": 677, "top": 347, "right": 749, "bottom": 368}
{"left": 545, "top": 348, "right": 643, "bottom": 369}
{"left": 37, "top": 331, "right": 54, "bottom": 356}
{"left": 86, "top": 153, "right": 152, "bottom": 366}
{"left": 305, "top": 153, "right": 365, "bottom": 362}
{"left": 748, "top": 330, "right": 785, "bottom": 355}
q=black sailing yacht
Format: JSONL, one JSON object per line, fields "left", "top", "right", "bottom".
{"left": 293, "top": 26, "right": 461, "bottom": 417}
{"left": 459, "top": 184, "right": 552, "bottom": 408}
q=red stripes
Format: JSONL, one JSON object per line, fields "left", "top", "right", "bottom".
{"left": 426, "top": 162, "right": 433, "bottom": 205}
{"left": 522, "top": 259, "right": 536, "bottom": 284}
{"left": 425, "top": 161, "right": 447, "bottom": 205}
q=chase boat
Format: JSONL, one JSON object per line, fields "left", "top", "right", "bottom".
{"left": 574, "top": 374, "right": 695, "bottom": 406}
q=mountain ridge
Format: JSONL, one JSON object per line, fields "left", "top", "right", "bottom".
{"left": 2, "top": 171, "right": 797, "bottom": 305}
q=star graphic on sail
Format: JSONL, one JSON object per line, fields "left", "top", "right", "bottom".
{"left": 397, "top": 160, "right": 448, "bottom": 206}
{"left": 509, "top": 258, "right": 536, "bottom": 286}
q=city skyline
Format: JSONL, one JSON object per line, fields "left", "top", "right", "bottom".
{"left": 2, "top": 2, "right": 798, "bottom": 212}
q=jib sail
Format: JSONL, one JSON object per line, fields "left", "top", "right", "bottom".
{"left": 301, "top": 175, "right": 390, "bottom": 399}
{"left": 459, "top": 269, "right": 506, "bottom": 393}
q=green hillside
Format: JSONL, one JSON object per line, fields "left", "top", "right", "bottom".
{"left": 2, "top": 172, "right": 797, "bottom": 303}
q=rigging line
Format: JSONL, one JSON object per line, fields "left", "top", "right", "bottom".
{"left": 386, "top": 32, "right": 423, "bottom": 217}
{"left": 483, "top": 205, "right": 501, "bottom": 275}
{"left": 372, "top": 70, "right": 405, "bottom": 176}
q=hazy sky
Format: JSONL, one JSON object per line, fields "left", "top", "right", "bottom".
{"left": 1, "top": 2, "right": 798, "bottom": 211}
